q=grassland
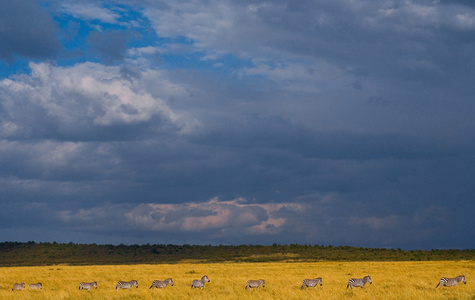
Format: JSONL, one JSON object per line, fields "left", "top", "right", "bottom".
{"left": 0, "top": 261, "right": 473, "bottom": 299}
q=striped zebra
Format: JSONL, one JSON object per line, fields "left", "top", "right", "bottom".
{"left": 149, "top": 278, "right": 174, "bottom": 289}
{"left": 347, "top": 276, "right": 372, "bottom": 289}
{"left": 436, "top": 275, "right": 466, "bottom": 288}
{"left": 191, "top": 275, "right": 210, "bottom": 289}
{"left": 116, "top": 280, "right": 138, "bottom": 290}
{"left": 79, "top": 281, "right": 97, "bottom": 291}
{"left": 29, "top": 282, "right": 43, "bottom": 290}
{"left": 301, "top": 278, "right": 323, "bottom": 289}
{"left": 246, "top": 279, "right": 265, "bottom": 289}
{"left": 12, "top": 282, "right": 25, "bottom": 291}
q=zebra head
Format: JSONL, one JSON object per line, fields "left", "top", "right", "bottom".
{"left": 202, "top": 275, "right": 210, "bottom": 283}
{"left": 458, "top": 275, "right": 466, "bottom": 284}
{"left": 364, "top": 276, "right": 372, "bottom": 284}
{"left": 167, "top": 278, "right": 174, "bottom": 286}
{"left": 317, "top": 277, "right": 323, "bottom": 286}
{"left": 260, "top": 279, "right": 265, "bottom": 287}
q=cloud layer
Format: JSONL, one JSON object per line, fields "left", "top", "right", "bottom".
{"left": 0, "top": 0, "right": 474, "bottom": 249}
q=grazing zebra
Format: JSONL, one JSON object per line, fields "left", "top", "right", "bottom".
{"left": 246, "top": 279, "right": 265, "bottom": 290}
{"left": 191, "top": 275, "right": 210, "bottom": 289}
{"left": 301, "top": 278, "right": 323, "bottom": 289}
{"left": 116, "top": 280, "right": 138, "bottom": 290}
{"left": 12, "top": 282, "right": 25, "bottom": 291}
{"left": 347, "top": 276, "right": 372, "bottom": 289}
{"left": 29, "top": 282, "right": 43, "bottom": 290}
{"left": 150, "top": 278, "right": 174, "bottom": 289}
{"left": 436, "top": 275, "right": 466, "bottom": 288}
{"left": 79, "top": 281, "right": 97, "bottom": 291}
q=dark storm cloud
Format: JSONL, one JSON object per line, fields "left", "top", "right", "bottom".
{"left": 439, "top": 0, "right": 475, "bottom": 8}
{"left": 0, "top": 0, "right": 60, "bottom": 61}
{"left": 0, "top": 0, "right": 474, "bottom": 249}
{"left": 144, "top": 0, "right": 475, "bottom": 91}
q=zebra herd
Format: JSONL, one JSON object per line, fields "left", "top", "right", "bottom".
{"left": 10, "top": 275, "right": 466, "bottom": 291}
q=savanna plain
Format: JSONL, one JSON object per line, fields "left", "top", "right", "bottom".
{"left": 0, "top": 261, "right": 473, "bottom": 300}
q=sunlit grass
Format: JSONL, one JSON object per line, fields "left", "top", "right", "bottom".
{"left": 0, "top": 261, "right": 473, "bottom": 299}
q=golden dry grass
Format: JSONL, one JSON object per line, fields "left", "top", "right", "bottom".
{"left": 0, "top": 261, "right": 473, "bottom": 299}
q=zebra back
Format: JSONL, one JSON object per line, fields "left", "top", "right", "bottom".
{"left": 246, "top": 279, "right": 265, "bottom": 289}
{"left": 116, "top": 280, "right": 138, "bottom": 290}
{"left": 79, "top": 281, "right": 97, "bottom": 290}
{"left": 150, "top": 278, "right": 174, "bottom": 289}
{"left": 12, "top": 282, "right": 25, "bottom": 291}
{"left": 302, "top": 277, "right": 322, "bottom": 289}
{"left": 29, "top": 282, "right": 43, "bottom": 289}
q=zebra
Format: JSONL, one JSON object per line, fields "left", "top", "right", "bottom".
{"left": 436, "top": 275, "right": 466, "bottom": 288}
{"left": 149, "top": 278, "right": 174, "bottom": 289}
{"left": 347, "top": 276, "right": 372, "bottom": 289}
{"left": 116, "top": 280, "right": 138, "bottom": 290}
{"left": 12, "top": 282, "right": 25, "bottom": 291}
{"left": 191, "top": 275, "right": 210, "bottom": 289}
{"left": 301, "top": 278, "right": 323, "bottom": 289}
{"left": 29, "top": 282, "right": 43, "bottom": 290}
{"left": 246, "top": 279, "right": 265, "bottom": 290}
{"left": 79, "top": 281, "right": 97, "bottom": 291}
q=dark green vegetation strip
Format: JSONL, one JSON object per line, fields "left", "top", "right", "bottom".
{"left": 0, "top": 242, "right": 473, "bottom": 267}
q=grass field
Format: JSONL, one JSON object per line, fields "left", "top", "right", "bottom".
{"left": 0, "top": 261, "right": 473, "bottom": 299}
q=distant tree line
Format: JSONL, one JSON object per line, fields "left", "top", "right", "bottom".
{"left": 0, "top": 241, "right": 473, "bottom": 267}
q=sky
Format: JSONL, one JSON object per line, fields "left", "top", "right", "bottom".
{"left": 0, "top": 0, "right": 474, "bottom": 250}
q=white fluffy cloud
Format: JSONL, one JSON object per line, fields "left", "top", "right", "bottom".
{"left": 61, "top": 2, "right": 121, "bottom": 24}
{"left": 0, "top": 62, "right": 198, "bottom": 138}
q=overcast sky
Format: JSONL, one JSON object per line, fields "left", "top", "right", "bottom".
{"left": 1, "top": 0, "right": 474, "bottom": 249}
